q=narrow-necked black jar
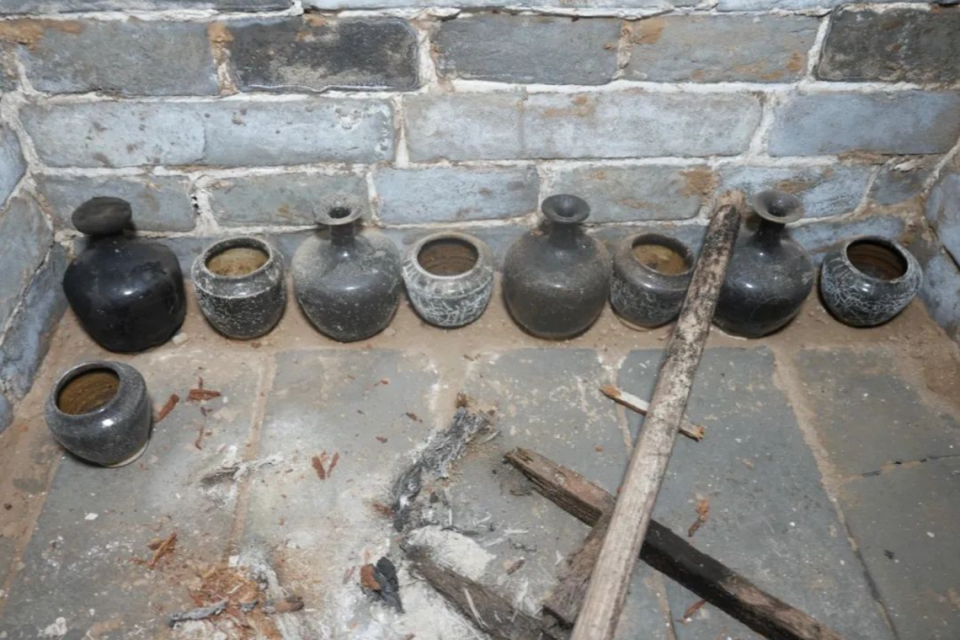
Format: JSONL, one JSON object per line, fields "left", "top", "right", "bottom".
{"left": 63, "top": 197, "right": 186, "bottom": 352}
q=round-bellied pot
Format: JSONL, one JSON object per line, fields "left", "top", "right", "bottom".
{"left": 293, "top": 195, "right": 402, "bottom": 342}
{"left": 44, "top": 361, "right": 152, "bottom": 467}
{"left": 402, "top": 232, "right": 495, "bottom": 328}
{"left": 714, "top": 191, "right": 814, "bottom": 338}
{"left": 820, "top": 236, "right": 922, "bottom": 327}
{"left": 63, "top": 197, "right": 186, "bottom": 352}
{"left": 611, "top": 233, "right": 695, "bottom": 329}
{"left": 502, "top": 194, "right": 611, "bottom": 339}
{"left": 192, "top": 236, "right": 286, "bottom": 340}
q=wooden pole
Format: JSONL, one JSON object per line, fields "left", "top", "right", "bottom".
{"left": 571, "top": 192, "right": 744, "bottom": 640}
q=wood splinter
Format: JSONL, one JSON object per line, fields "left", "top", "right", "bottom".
{"left": 600, "top": 385, "right": 705, "bottom": 441}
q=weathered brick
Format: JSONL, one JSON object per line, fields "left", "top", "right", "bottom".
{"left": 21, "top": 99, "right": 394, "bottom": 167}
{"left": 717, "top": 0, "right": 915, "bottom": 10}
{"left": 0, "top": 389, "right": 10, "bottom": 435}
{"left": 435, "top": 15, "right": 620, "bottom": 85}
{"left": 375, "top": 165, "right": 538, "bottom": 224}
{"left": 0, "top": 247, "right": 67, "bottom": 400}
{"left": 768, "top": 92, "right": 960, "bottom": 156}
{"left": 227, "top": 17, "right": 419, "bottom": 93}
{"left": 719, "top": 164, "right": 872, "bottom": 218}
{"left": 405, "top": 91, "right": 761, "bottom": 161}
{"left": 0, "top": 124, "right": 25, "bottom": 206}
{"left": 919, "top": 250, "right": 960, "bottom": 343}
{"left": 817, "top": 9, "right": 960, "bottom": 84}
{"left": 0, "top": 49, "right": 18, "bottom": 92}
{"left": 307, "top": 0, "right": 671, "bottom": 8}
{"left": 0, "top": 0, "right": 290, "bottom": 12}
{"left": 925, "top": 171, "right": 960, "bottom": 266}
{"left": 548, "top": 164, "right": 707, "bottom": 222}
{"left": 625, "top": 15, "right": 817, "bottom": 83}
{"left": 17, "top": 20, "right": 218, "bottom": 96}
{"left": 869, "top": 158, "right": 936, "bottom": 206}
{"left": 36, "top": 174, "right": 196, "bottom": 232}
{"left": 206, "top": 171, "right": 368, "bottom": 227}
{"left": 0, "top": 196, "right": 51, "bottom": 331}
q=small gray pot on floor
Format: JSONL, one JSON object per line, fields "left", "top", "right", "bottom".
{"left": 45, "top": 361, "right": 152, "bottom": 467}
{"left": 820, "top": 236, "right": 922, "bottom": 327}
{"left": 192, "top": 236, "right": 286, "bottom": 340}
{"left": 611, "top": 233, "right": 695, "bottom": 329}
{"left": 403, "top": 232, "right": 495, "bottom": 328}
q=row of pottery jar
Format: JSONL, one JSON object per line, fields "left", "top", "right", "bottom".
{"left": 62, "top": 191, "right": 923, "bottom": 354}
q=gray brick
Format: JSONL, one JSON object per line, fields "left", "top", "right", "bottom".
{"left": 769, "top": 92, "right": 960, "bottom": 156}
{"left": 0, "top": 124, "right": 25, "bottom": 207}
{"left": 308, "top": 0, "right": 670, "bottom": 7}
{"left": 793, "top": 215, "right": 905, "bottom": 264}
{"left": 919, "top": 250, "right": 960, "bottom": 343}
{"left": 0, "top": 247, "right": 67, "bottom": 400}
{"left": 717, "top": 0, "right": 911, "bottom": 9}
{"left": 227, "top": 17, "right": 419, "bottom": 93}
{"left": 0, "top": 196, "right": 51, "bottom": 332}
{"left": 925, "top": 171, "right": 960, "bottom": 265}
{"left": 622, "top": 348, "right": 896, "bottom": 640}
{"left": 21, "top": 99, "right": 394, "bottom": 167}
{"left": 405, "top": 91, "right": 761, "bottom": 161}
{"left": 869, "top": 159, "right": 936, "bottom": 206}
{"left": 818, "top": 9, "right": 960, "bottom": 85}
{"left": 549, "top": 164, "right": 707, "bottom": 222}
{"left": 0, "top": 49, "right": 18, "bottom": 92}
{"left": 18, "top": 20, "right": 218, "bottom": 96}
{"left": 375, "top": 165, "right": 538, "bottom": 224}
{"left": 0, "top": 0, "right": 290, "bottom": 12}
{"left": 206, "top": 171, "right": 367, "bottom": 227}
{"left": 719, "top": 164, "right": 872, "bottom": 219}
{"left": 36, "top": 174, "right": 196, "bottom": 232}
{"left": 625, "top": 15, "right": 817, "bottom": 83}
{"left": 435, "top": 15, "right": 619, "bottom": 85}
{"left": 839, "top": 459, "right": 960, "bottom": 640}
{"left": 0, "top": 389, "right": 11, "bottom": 436}
{"left": 0, "top": 352, "right": 265, "bottom": 640}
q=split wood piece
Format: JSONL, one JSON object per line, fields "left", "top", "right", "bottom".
{"left": 406, "top": 546, "right": 555, "bottom": 640}
{"left": 506, "top": 448, "right": 846, "bottom": 640}
{"left": 571, "top": 192, "right": 744, "bottom": 640}
{"left": 600, "top": 385, "right": 704, "bottom": 441}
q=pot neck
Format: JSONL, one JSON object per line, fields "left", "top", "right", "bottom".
{"left": 546, "top": 221, "right": 584, "bottom": 249}
{"left": 330, "top": 221, "right": 358, "bottom": 246}
{"left": 753, "top": 218, "right": 786, "bottom": 247}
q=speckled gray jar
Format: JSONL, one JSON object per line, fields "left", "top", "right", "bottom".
{"left": 402, "top": 232, "right": 495, "bottom": 328}
{"left": 192, "top": 236, "right": 286, "bottom": 340}
{"left": 611, "top": 233, "right": 695, "bottom": 329}
{"left": 820, "top": 236, "right": 922, "bottom": 327}
{"left": 45, "top": 361, "right": 151, "bottom": 467}
{"left": 293, "top": 195, "right": 402, "bottom": 342}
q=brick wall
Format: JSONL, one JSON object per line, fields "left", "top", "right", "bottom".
{"left": 1, "top": 0, "right": 960, "bottom": 427}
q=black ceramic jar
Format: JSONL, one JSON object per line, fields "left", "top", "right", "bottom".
{"left": 193, "top": 236, "right": 286, "bottom": 340}
{"left": 63, "top": 197, "right": 186, "bottom": 352}
{"left": 713, "top": 191, "right": 814, "bottom": 338}
{"left": 611, "top": 233, "right": 695, "bottom": 329}
{"left": 502, "top": 195, "right": 611, "bottom": 339}
{"left": 402, "top": 232, "right": 495, "bottom": 328}
{"left": 44, "top": 361, "right": 152, "bottom": 467}
{"left": 293, "top": 195, "right": 402, "bottom": 342}
{"left": 820, "top": 236, "right": 922, "bottom": 327}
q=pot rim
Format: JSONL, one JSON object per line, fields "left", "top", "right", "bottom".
{"left": 410, "top": 232, "right": 489, "bottom": 282}
{"left": 541, "top": 194, "right": 590, "bottom": 225}
{"left": 50, "top": 361, "right": 128, "bottom": 420}
{"left": 626, "top": 232, "right": 695, "bottom": 278}
{"left": 839, "top": 236, "right": 915, "bottom": 286}
{"left": 196, "top": 236, "right": 277, "bottom": 282}
{"left": 751, "top": 190, "right": 804, "bottom": 225}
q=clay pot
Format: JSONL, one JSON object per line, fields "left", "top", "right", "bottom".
{"left": 611, "top": 233, "right": 695, "bottom": 329}
{"left": 820, "top": 236, "right": 922, "bottom": 327}
{"left": 293, "top": 195, "right": 402, "bottom": 342}
{"left": 44, "top": 361, "right": 152, "bottom": 467}
{"left": 192, "top": 237, "right": 286, "bottom": 340}
{"left": 714, "top": 191, "right": 814, "bottom": 338}
{"left": 402, "top": 232, "right": 494, "bottom": 328}
{"left": 502, "top": 195, "right": 611, "bottom": 339}
{"left": 63, "top": 197, "right": 186, "bottom": 353}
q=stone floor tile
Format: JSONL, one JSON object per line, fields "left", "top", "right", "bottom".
{"left": 839, "top": 458, "right": 960, "bottom": 640}
{"left": 794, "top": 348, "right": 960, "bottom": 477}
{"left": 619, "top": 347, "right": 895, "bottom": 640}
{"left": 0, "top": 352, "right": 264, "bottom": 640}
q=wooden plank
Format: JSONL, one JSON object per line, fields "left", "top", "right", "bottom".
{"left": 571, "top": 192, "right": 744, "bottom": 640}
{"left": 506, "top": 448, "right": 846, "bottom": 640}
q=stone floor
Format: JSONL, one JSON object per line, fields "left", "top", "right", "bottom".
{"left": 0, "top": 281, "right": 958, "bottom": 640}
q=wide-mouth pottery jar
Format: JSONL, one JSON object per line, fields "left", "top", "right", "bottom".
{"left": 820, "top": 236, "right": 922, "bottom": 327}
{"left": 44, "top": 361, "right": 152, "bottom": 467}
{"left": 611, "top": 233, "right": 695, "bottom": 329}
{"left": 402, "top": 232, "right": 495, "bottom": 328}
{"left": 192, "top": 236, "right": 286, "bottom": 340}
